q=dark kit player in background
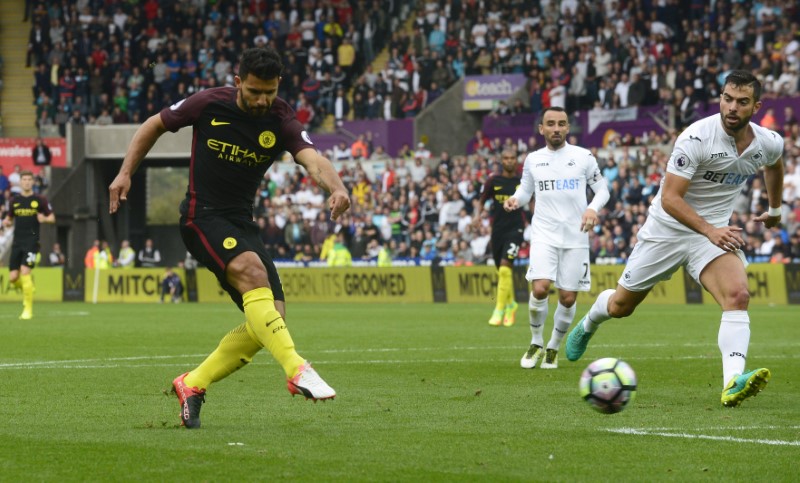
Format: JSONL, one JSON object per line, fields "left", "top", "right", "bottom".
{"left": 109, "top": 47, "right": 350, "bottom": 428}
{"left": 474, "top": 148, "right": 526, "bottom": 328}
{"left": 5, "top": 170, "right": 55, "bottom": 320}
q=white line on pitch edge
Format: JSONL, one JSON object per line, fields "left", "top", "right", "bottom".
{"left": 606, "top": 428, "right": 800, "bottom": 446}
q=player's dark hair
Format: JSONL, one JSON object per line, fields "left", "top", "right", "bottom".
{"left": 539, "top": 106, "right": 568, "bottom": 125}
{"left": 724, "top": 70, "right": 762, "bottom": 102}
{"left": 20, "top": 170, "right": 34, "bottom": 178}
{"left": 238, "top": 47, "right": 283, "bottom": 81}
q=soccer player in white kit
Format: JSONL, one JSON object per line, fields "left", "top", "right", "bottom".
{"left": 566, "top": 70, "right": 784, "bottom": 407}
{"left": 504, "top": 107, "right": 609, "bottom": 369}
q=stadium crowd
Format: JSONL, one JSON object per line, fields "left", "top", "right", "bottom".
{"left": 14, "top": 0, "right": 800, "bottom": 267}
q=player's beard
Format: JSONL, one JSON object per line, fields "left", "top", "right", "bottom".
{"left": 722, "top": 112, "right": 751, "bottom": 133}
{"left": 238, "top": 89, "right": 269, "bottom": 116}
{"left": 547, "top": 134, "right": 565, "bottom": 149}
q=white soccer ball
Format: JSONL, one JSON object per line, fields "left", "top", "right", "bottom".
{"left": 579, "top": 357, "right": 637, "bottom": 414}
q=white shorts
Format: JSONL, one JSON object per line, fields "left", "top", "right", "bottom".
{"left": 619, "top": 221, "right": 748, "bottom": 292}
{"left": 526, "top": 242, "right": 591, "bottom": 292}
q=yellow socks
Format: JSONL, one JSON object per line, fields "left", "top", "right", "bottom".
{"left": 184, "top": 324, "right": 261, "bottom": 390}
{"left": 183, "top": 288, "right": 305, "bottom": 391}
{"left": 496, "top": 266, "right": 512, "bottom": 311}
{"left": 20, "top": 274, "right": 33, "bottom": 314}
{"left": 243, "top": 287, "right": 305, "bottom": 378}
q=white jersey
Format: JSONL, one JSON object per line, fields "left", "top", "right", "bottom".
{"left": 647, "top": 114, "right": 783, "bottom": 234}
{"left": 513, "top": 142, "right": 605, "bottom": 248}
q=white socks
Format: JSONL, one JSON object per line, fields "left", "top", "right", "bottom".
{"left": 528, "top": 294, "right": 548, "bottom": 346}
{"left": 719, "top": 310, "right": 750, "bottom": 388}
{"left": 548, "top": 302, "right": 576, "bottom": 350}
{"left": 584, "top": 289, "right": 614, "bottom": 332}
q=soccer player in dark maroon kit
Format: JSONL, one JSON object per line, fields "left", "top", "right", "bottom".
{"left": 109, "top": 47, "right": 350, "bottom": 429}
{"left": 474, "top": 149, "right": 525, "bottom": 327}
{"left": 5, "top": 170, "right": 55, "bottom": 320}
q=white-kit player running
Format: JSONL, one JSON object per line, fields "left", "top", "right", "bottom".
{"left": 504, "top": 107, "right": 609, "bottom": 369}
{"left": 566, "top": 70, "right": 784, "bottom": 407}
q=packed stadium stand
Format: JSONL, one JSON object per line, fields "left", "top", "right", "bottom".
{"left": 0, "top": 0, "right": 799, "bottom": 268}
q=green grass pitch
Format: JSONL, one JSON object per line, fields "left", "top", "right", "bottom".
{"left": 0, "top": 302, "right": 798, "bottom": 481}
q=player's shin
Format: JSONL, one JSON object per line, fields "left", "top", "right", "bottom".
{"left": 585, "top": 289, "right": 614, "bottom": 332}
{"left": 243, "top": 287, "right": 305, "bottom": 377}
{"left": 184, "top": 323, "right": 261, "bottom": 390}
{"left": 548, "top": 301, "right": 576, "bottom": 349}
{"left": 20, "top": 274, "right": 34, "bottom": 312}
{"left": 719, "top": 310, "right": 750, "bottom": 387}
{"left": 496, "top": 266, "right": 512, "bottom": 311}
{"left": 528, "top": 293, "right": 548, "bottom": 346}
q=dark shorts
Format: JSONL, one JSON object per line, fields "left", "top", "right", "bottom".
{"left": 9, "top": 243, "right": 39, "bottom": 271}
{"left": 491, "top": 229, "right": 524, "bottom": 267}
{"left": 180, "top": 213, "right": 284, "bottom": 311}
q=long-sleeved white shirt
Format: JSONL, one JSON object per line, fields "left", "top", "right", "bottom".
{"left": 513, "top": 142, "right": 608, "bottom": 248}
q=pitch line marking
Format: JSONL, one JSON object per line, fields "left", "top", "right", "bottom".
{"left": 0, "top": 354, "right": 207, "bottom": 368}
{"left": 2, "top": 353, "right": 799, "bottom": 370}
{"left": 607, "top": 428, "right": 800, "bottom": 446}
{"left": 625, "top": 425, "right": 800, "bottom": 431}
{"left": 1, "top": 349, "right": 799, "bottom": 370}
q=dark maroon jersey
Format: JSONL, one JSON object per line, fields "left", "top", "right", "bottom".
{"left": 160, "top": 87, "right": 314, "bottom": 216}
{"left": 479, "top": 174, "right": 525, "bottom": 233}
{"left": 8, "top": 193, "right": 53, "bottom": 246}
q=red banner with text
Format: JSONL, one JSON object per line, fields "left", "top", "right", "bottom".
{"left": 0, "top": 137, "right": 67, "bottom": 171}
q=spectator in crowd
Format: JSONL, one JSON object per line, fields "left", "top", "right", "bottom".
{"left": 93, "top": 240, "right": 114, "bottom": 269}
{"left": 84, "top": 239, "right": 99, "bottom": 268}
{"left": 32, "top": 137, "right": 52, "bottom": 166}
{"left": 115, "top": 239, "right": 135, "bottom": 269}
{"left": 351, "top": 134, "right": 369, "bottom": 160}
{"left": 138, "top": 238, "right": 161, "bottom": 267}
{"left": 327, "top": 230, "right": 353, "bottom": 267}
{"left": 48, "top": 242, "right": 65, "bottom": 267}
{"left": 8, "top": 165, "right": 23, "bottom": 194}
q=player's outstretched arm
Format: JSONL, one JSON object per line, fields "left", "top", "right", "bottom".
{"left": 294, "top": 148, "right": 350, "bottom": 220}
{"left": 661, "top": 172, "right": 744, "bottom": 251}
{"left": 752, "top": 157, "right": 784, "bottom": 229}
{"left": 109, "top": 114, "right": 168, "bottom": 214}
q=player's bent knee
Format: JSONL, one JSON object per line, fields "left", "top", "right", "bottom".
{"left": 532, "top": 289, "right": 549, "bottom": 300}
{"left": 559, "top": 293, "right": 577, "bottom": 307}
{"left": 727, "top": 287, "right": 750, "bottom": 310}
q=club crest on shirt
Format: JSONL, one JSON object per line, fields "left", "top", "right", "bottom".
{"left": 223, "top": 237, "right": 237, "bottom": 249}
{"left": 31, "top": 200, "right": 38, "bottom": 208}
{"left": 567, "top": 159, "right": 575, "bottom": 166}
{"left": 259, "top": 131, "right": 276, "bottom": 148}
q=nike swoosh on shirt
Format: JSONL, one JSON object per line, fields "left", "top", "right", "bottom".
{"left": 493, "top": 186, "right": 502, "bottom": 191}
{"left": 211, "top": 118, "right": 230, "bottom": 126}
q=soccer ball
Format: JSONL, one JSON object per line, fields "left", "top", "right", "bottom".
{"left": 579, "top": 357, "right": 637, "bottom": 414}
